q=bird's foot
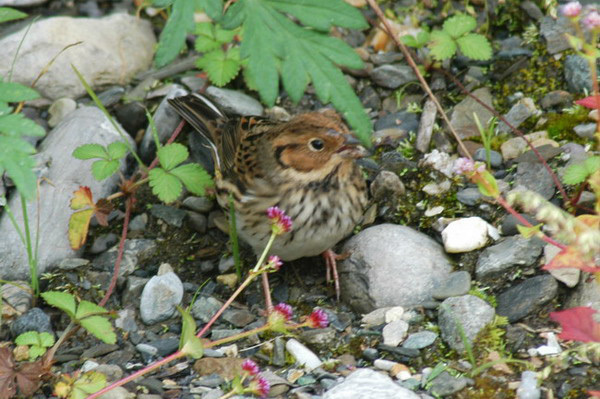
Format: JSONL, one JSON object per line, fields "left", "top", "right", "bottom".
{"left": 321, "top": 249, "right": 349, "bottom": 301}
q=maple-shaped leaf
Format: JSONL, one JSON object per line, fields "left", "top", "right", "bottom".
{"left": 550, "top": 307, "right": 600, "bottom": 343}
{"left": 0, "top": 347, "right": 43, "bottom": 399}
{"left": 575, "top": 95, "right": 600, "bottom": 109}
{"left": 0, "top": 347, "right": 17, "bottom": 399}
{"left": 68, "top": 187, "right": 112, "bottom": 249}
{"left": 543, "top": 246, "right": 600, "bottom": 273}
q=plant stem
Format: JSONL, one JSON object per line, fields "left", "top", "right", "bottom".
{"left": 229, "top": 194, "right": 242, "bottom": 280}
{"left": 253, "top": 233, "right": 276, "bottom": 273}
{"left": 20, "top": 194, "right": 38, "bottom": 296}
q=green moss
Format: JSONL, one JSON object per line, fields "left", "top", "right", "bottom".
{"left": 468, "top": 287, "right": 497, "bottom": 307}
{"left": 541, "top": 108, "right": 590, "bottom": 143}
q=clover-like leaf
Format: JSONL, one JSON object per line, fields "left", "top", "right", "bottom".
{"left": 106, "top": 141, "right": 128, "bottom": 159}
{"left": 428, "top": 30, "right": 457, "bottom": 61}
{"left": 72, "top": 144, "right": 109, "bottom": 160}
{"left": 149, "top": 167, "right": 183, "bottom": 204}
{"left": 91, "top": 160, "right": 119, "bottom": 181}
{"left": 457, "top": 33, "right": 492, "bottom": 61}
{"left": 41, "top": 291, "right": 76, "bottom": 318}
{"left": 443, "top": 14, "right": 477, "bottom": 38}
{"left": 157, "top": 142, "right": 189, "bottom": 171}
{"left": 170, "top": 163, "right": 213, "bottom": 196}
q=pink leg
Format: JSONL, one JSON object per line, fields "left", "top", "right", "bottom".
{"left": 262, "top": 272, "right": 273, "bottom": 313}
{"left": 321, "top": 249, "right": 349, "bottom": 301}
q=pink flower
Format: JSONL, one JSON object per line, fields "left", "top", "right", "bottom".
{"left": 306, "top": 309, "right": 329, "bottom": 328}
{"left": 453, "top": 157, "right": 475, "bottom": 175}
{"left": 273, "top": 303, "right": 293, "bottom": 321}
{"left": 242, "top": 359, "right": 260, "bottom": 376}
{"left": 582, "top": 10, "right": 600, "bottom": 30}
{"left": 266, "top": 206, "right": 292, "bottom": 234}
{"left": 248, "top": 376, "right": 270, "bottom": 398}
{"left": 266, "top": 255, "right": 283, "bottom": 271}
{"left": 561, "top": 1, "right": 582, "bottom": 17}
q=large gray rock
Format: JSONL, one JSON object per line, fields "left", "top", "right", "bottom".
{"left": 340, "top": 224, "right": 452, "bottom": 313}
{"left": 0, "top": 14, "right": 155, "bottom": 100}
{"left": 323, "top": 368, "right": 420, "bottom": 399}
{"left": 476, "top": 236, "right": 544, "bottom": 279}
{"left": 0, "top": 107, "right": 134, "bottom": 280}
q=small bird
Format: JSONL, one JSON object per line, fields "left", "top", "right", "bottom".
{"left": 168, "top": 93, "right": 368, "bottom": 301}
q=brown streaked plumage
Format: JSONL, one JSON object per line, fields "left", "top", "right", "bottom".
{"left": 168, "top": 93, "right": 368, "bottom": 300}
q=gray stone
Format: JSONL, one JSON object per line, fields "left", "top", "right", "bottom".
{"left": 520, "top": 1, "right": 544, "bottom": 20}
{"left": 191, "top": 296, "right": 223, "bottom": 323}
{"left": 139, "top": 85, "right": 189, "bottom": 161}
{"left": 371, "top": 64, "right": 417, "bottom": 89}
{"left": 93, "top": 239, "right": 158, "bottom": 277}
{"left": 205, "top": 86, "right": 263, "bottom": 116}
{"left": 456, "top": 187, "right": 483, "bottom": 206}
{"left": 514, "top": 162, "right": 555, "bottom": 200}
{"left": 438, "top": 295, "right": 495, "bottom": 352}
{"left": 473, "top": 148, "right": 502, "bottom": 168}
{"left": 500, "top": 213, "right": 539, "bottom": 236}
{"left": 187, "top": 211, "right": 208, "bottom": 234}
{"left": 565, "top": 55, "right": 595, "bottom": 93}
{"left": 115, "top": 308, "right": 138, "bottom": 332}
{"left": 150, "top": 204, "right": 186, "bottom": 227}
{"left": 540, "top": 90, "right": 573, "bottom": 109}
{"left": 432, "top": 271, "right": 471, "bottom": 300}
{"left": 182, "top": 196, "right": 214, "bottom": 213}
{"left": 374, "top": 111, "right": 419, "bottom": 133}
{"left": 429, "top": 371, "right": 469, "bottom": 396}
{"left": 574, "top": 123, "right": 597, "bottom": 139}
{"left": 402, "top": 331, "right": 438, "bottom": 349}
{"left": 476, "top": 236, "right": 544, "bottom": 279}
{"left": 300, "top": 327, "right": 337, "bottom": 347}
{"left": 0, "top": 107, "right": 134, "bottom": 280}
{"left": 48, "top": 98, "right": 77, "bottom": 127}
{"left": 0, "top": 14, "right": 155, "bottom": 100}
{"left": 566, "top": 276, "right": 600, "bottom": 312}
{"left": 370, "top": 170, "right": 405, "bottom": 203}
{"left": 513, "top": 144, "right": 562, "bottom": 164}
{"left": 11, "top": 308, "right": 54, "bottom": 338}
{"left": 1, "top": 281, "right": 33, "bottom": 316}
{"left": 382, "top": 319, "right": 409, "bottom": 346}
{"left": 540, "top": 16, "right": 576, "bottom": 54}
{"left": 121, "top": 276, "right": 149, "bottom": 305}
{"left": 496, "top": 36, "right": 533, "bottom": 59}
{"left": 147, "top": 337, "right": 179, "bottom": 356}
{"left": 449, "top": 87, "right": 495, "bottom": 139}
{"left": 129, "top": 213, "right": 148, "bottom": 231}
{"left": 0, "top": 0, "right": 47, "bottom": 5}
{"left": 222, "top": 308, "right": 255, "bottom": 328}
{"left": 497, "top": 275, "right": 558, "bottom": 322}
{"left": 139, "top": 265, "right": 184, "bottom": 325}
{"left": 90, "top": 233, "right": 119, "bottom": 254}
{"left": 323, "top": 368, "right": 420, "bottom": 399}
{"left": 340, "top": 224, "right": 452, "bottom": 313}
{"left": 498, "top": 98, "right": 540, "bottom": 133}
{"left": 416, "top": 99, "right": 437, "bottom": 153}
{"left": 57, "top": 257, "right": 90, "bottom": 270}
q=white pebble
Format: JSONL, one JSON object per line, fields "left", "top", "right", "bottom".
{"left": 442, "top": 217, "right": 491, "bottom": 253}
{"left": 285, "top": 339, "right": 322, "bottom": 371}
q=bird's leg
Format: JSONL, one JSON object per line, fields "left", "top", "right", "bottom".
{"left": 321, "top": 249, "right": 349, "bottom": 301}
{"left": 261, "top": 272, "right": 274, "bottom": 313}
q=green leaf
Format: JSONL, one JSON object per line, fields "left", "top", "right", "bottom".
{"left": 91, "top": 159, "right": 120, "bottom": 180}
{"left": 79, "top": 315, "right": 116, "bottom": 344}
{"left": 0, "top": 136, "right": 37, "bottom": 199}
{"left": 71, "top": 372, "right": 107, "bottom": 399}
{"left": 107, "top": 141, "right": 128, "bottom": 159}
{"left": 15, "top": 331, "right": 54, "bottom": 360}
{"left": 428, "top": 30, "right": 457, "bottom": 61}
{"left": 281, "top": 48, "right": 309, "bottom": 103}
{"left": 39, "top": 332, "right": 55, "bottom": 347}
{"left": 304, "top": 32, "right": 364, "bottom": 69}
{"left": 15, "top": 331, "right": 41, "bottom": 346}
{"left": 196, "top": 47, "right": 241, "bottom": 86}
{"left": 41, "top": 291, "right": 76, "bottom": 318}
{"left": 75, "top": 300, "right": 108, "bottom": 320}
{"left": 152, "top": 0, "right": 174, "bottom": 7}
{"left": 154, "top": 0, "right": 196, "bottom": 68}
{"left": 584, "top": 156, "right": 600, "bottom": 174}
{"left": 265, "top": 0, "right": 367, "bottom": 31}
{"left": 475, "top": 170, "right": 500, "bottom": 198}
{"left": 443, "top": 14, "right": 477, "bottom": 38}
{"left": 178, "top": 306, "right": 204, "bottom": 358}
{"left": 157, "top": 142, "right": 189, "bottom": 171}
{"left": 0, "top": 81, "right": 40, "bottom": 102}
{"left": 517, "top": 223, "right": 543, "bottom": 239}
{"left": 0, "top": 7, "right": 27, "bottom": 24}
{"left": 202, "top": 0, "right": 223, "bottom": 21}
{"left": 220, "top": 0, "right": 245, "bottom": 29}
{"left": 73, "top": 144, "right": 109, "bottom": 160}
{"left": 457, "top": 33, "right": 492, "bottom": 61}
{"left": 563, "top": 162, "right": 589, "bottom": 185}
{"left": 149, "top": 167, "right": 183, "bottom": 203}
{"left": 28, "top": 346, "right": 46, "bottom": 360}
{"left": 0, "top": 113, "right": 45, "bottom": 137}
{"left": 195, "top": 22, "right": 222, "bottom": 52}
{"left": 170, "top": 163, "right": 214, "bottom": 196}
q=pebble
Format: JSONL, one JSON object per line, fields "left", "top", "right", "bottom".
{"left": 374, "top": 110, "right": 419, "bottom": 133}
{"left": 384, "top": 307, "right": 405, "bottom": 323}
{"left": 10, "top": 308, "right": 54, "bottom": 338}
{"left": 429, "top": 371, "right": 469, "bottom": 396}
{"left": 115, "top": 308, "right": 138, "bottom": 332}
{"left": 565, "top": 54, "right": 593, "bottom": 93}
{"left": 370, "top": 170, "right": 405, "bottom": 203}
{"left": 402, "top": 331, "right": 438, "bottom": 349}
{"left": 150, "top": 204, "right": 187, "bottom": 228}
{"left": 382, "top": 319, "right": 408, "bottom": 346}
{"left": 438, "top": 295, "right": 495, "bottom": 352}
{"left": 93, "top": 239, "right": 158, "bottom": 277}
{"left": 500, "top": 213, "right": 539, "bottom": 235}
{"left": 48, "top": 98, "right": 77, "bottom": 127}
{"left": 475, "top": 236, "right": 544, "bottom": 279}
{"left": 449, "top": 87, "right": 495, "bottom": 139}
{"left": 514, "top": 162, "right": 555, "bottom": 200}
{"left": 432, "top": 271, "right": 471, "bottom": 300}
{"left": 473, "top": 148, "right": 502, "bottom": 168}
{"left": 286, "top": 338, "right": 322, "bottom": 371}
{"left": 129, "top": 213, "right": 148, "bottom": 231}
{"left": 574, "top": 123, "right": 597, "bottom": 139}
{"left": 517, "top": 371, "right": 541, "bottom": 399}
{"left": 441, "top": 217, "right": 493, "bottom": 253}
{"left": 323, "top": 368, "right": 420, "bottom": 399}
{"left": 205, "top": 86, "right": 263, "bottom": 116}
{"left": 1, "top": 281, "right": 33, "bottom": 316}
{"left": 496, "top": 275, "right": 558, "bottom": 322}
{"left": 222, "top": 308, "right": 255, "bottom": 328}
{"left": 544, "top": 244, "right": 580, "bottom": 287}
{"left": 540, "top": 90, "right": 573, "bottom": 109}
{"left": 456, "top": 187, "right": 483, "bottom": 206}
{"left": 361, "top": 307, "right": 392, "bottom": 327}
{"left": 139, "top": 264, "right": 184, "bottom": 325}
{"left": 90, "top": 233, "right": 119, "bottom": 254}
{"left": 300, "top": 327, "right": 337, "bottom": 347}
{"left": 57, "top": 258, "right": 90, "bottom": 270}
{"left": 498, "top": 98, "right": 540, "bottom": 133}
{"left": 187, "top": 212, "right": 208, "bottom": 234}
{"left": 191, "top": 296, "right": 223, "bottom": 323}
{"left": 182, "top": 196, "right": 214, "bottom": 213}
{"left": 500, "top": 131, "right": 547, "bottom": 160}
{"left": 370, "top": 64, "right": 417, "bottom": 89}
{"left": 540, "top": 15, "right": 574, "bottom": 54}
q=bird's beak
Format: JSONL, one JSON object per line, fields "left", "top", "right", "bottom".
{"left": 338, "top": 134, "right": 369, "bottom": 159}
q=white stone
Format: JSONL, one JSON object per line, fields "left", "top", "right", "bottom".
{"left": 384, "top": 306, "right": 405, "bottom": 323}
{"left": 285, "top": 339, "right": 322, "bottom": 371}
{"left": 382, "top": 319, "right": 409, "bottom": 346}
{"left": 442, "top": 217, "right": 491, "bottom": 253}
{"left": 323, "top": 368, "right": 420, "bottom": 399}
{"left": 373, "top": 359, "right": 398, "bottom": 371}
{"left": 361, "top": 307, "right": 391, "bottom": 327}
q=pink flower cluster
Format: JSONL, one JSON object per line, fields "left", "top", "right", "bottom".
{"left": 241, "top": 359, "right": 270, "bottom": 398}
{"left": 273, "top": 303, "right": 293, "bottom": 321}
{"left": 562, "top": 1, "right": 582, "bottom": 17}
{"left": 452, "top": 157, "right": 485, "bottom": 175}
{"left": 307, "top": 309, "right": 329, "bottom": 328}
{"left": 561, "top": 2, "right": 600, "bottom": 30}
{"left": 266, "top": 255, "right": 283, "bottom": 272}
{"left": 266, "top": 206, "right": 292, "bottom": 234}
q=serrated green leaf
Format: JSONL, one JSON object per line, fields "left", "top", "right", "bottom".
{"left": 428, "top": 30, "right": 457, "bottom": 61}
{"left": 15, "top": 331, "right": 41, "bottom": 346}
{"left": 584, "top": 156, "right": 600, "bottom": 174}
{"left": 157, "top": 142, "right": 189, "bottom": 170}
{"left": 443, "top": 14, "right": 477, "bottom": 38}
{"left": 39, "top": 332, "right": 54, "bottom": 347}
{"left": 0, "top": 81, "right": 40, "bottom": 102}
{"left": 196, "top": 47, "right": 241, "bottom": 86}
{"left": 195, "top": 22, "right": 222, "bottom": 52}
{"left": 0, "top": 7, "right": 27, "bottom": 24}
{"left": 304, "top": 32, "right": 364, "bottom": 69}
{"left": 154, "top": 0, "right": 196, "bottom": 68}
{"left": 0, "top": 113, "right": 45, "bottom": 137}
{"left": 152, "top": 0, "right": 174, "bottom": 7}
{"left": 517, "top": 223, "right": 543, "bottom": 239}
{"left": 266, "top": 0, "right": 367, "bottom": 31}
{"left": 457, "top": 33, "right": 492, "bottom": 61}
{"left": 563, "top": 163, "right": 588, "bottom": 185}
{"left": 402, "top": 34, "right": 418, "bottom": 47}
{"left": 28, "top": 346, "right": 46, "bottom": 360}
{"left": 91, "top": 159, "right": 119, "bottom": 180}
{"left": 282, "top": 49, "right": 309, "bottom": 103}
{"left": 149, "top": 167, "right": 183, "bottom": 203}
{"left": 41, "top": 291, "right": 76, "bottom": 318}
{"left": 107, "top": 141, "right": 128, "bottom": 159}
{"left": 72, "top": 372, "right": 107, "bottom": 398}
{"left": 202, "top": 0, "right": 223, "bottom": 21}
{"left": 178, "top": 306, "right": 204, "bottom": 358}
{"left": 75, "top": 300, "right": 108, "bottom": 320}
{"left": 73, "top": 144, "right": 109, "bottom": 160}
{"left": 170, "top": 163, "right": 214, "bottom": 196}
{"left": 79, "top": 316, "right": 116, "bottom": 344}
{"left": 215, "top": 27, "right": 236, "bottom": 43}
{"left": 0, "top": 136, "right": 37, "bottom": 199}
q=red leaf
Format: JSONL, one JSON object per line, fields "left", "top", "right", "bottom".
{"left": 542, "top": 246, "right": 600, "bottom": 273}
{"left": 575, "top": 95, "right": 600, "bottom": 109}
{"left": 589, "top": 390, "right": 600, "bottom": 398}
{"left": 550, "top": 307, "right": 600, "bottom": 343}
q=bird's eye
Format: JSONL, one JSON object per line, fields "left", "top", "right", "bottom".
{"left": 309, "top": 138, "right": 325, "bottom": 152}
